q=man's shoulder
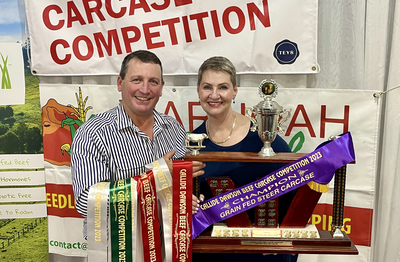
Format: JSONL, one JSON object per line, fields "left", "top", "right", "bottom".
{"left": 77, "top": 107, "right": 118, "bottom": 133}
{"left": 155, "top": 110, "right": 184, "bottom": 128}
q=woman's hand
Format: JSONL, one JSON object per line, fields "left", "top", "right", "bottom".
{"left": 192, "top": 161, "right": 206, "bottom": 178}
{"left": 192, "top": 194, "right": 204, "bottom": 214}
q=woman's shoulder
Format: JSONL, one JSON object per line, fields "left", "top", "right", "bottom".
{"left": 272, "top": 135, "right": 292, "bottom": 152}
{"left": 192, "top": 121, "right": 206, "bottom": 133}
{"left": 243, "top": 130, "right": 291, "bottom": 153}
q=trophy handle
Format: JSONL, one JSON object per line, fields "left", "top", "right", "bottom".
{"left": 245, "top": 107, "right": 257, "bottom": 132}
{"left": 277, "top": 109, "right": 291, "bottom": 133}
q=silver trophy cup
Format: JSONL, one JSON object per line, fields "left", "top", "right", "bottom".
{"left": 246, "top": 80, "right": 291, "bottom": 156}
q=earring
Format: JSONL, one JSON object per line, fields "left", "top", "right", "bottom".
{"left": 233, "top": 99, "right": 235, "bottom": 104}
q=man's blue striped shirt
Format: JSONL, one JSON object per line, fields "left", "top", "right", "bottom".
{"left": 71, "top": 102, "right": 188, "bottom": 218}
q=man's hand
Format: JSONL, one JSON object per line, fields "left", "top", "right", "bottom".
{"left": 163, "top": 150, "right": 205, "bottom": 178}
{"left": 163, "top": 151, "right": 175, "bottom": 172}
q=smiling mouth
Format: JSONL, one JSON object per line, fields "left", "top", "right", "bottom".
{"left": 208, "top": 101, "right": 222, "bottom": 107}
{"left": 136, "top": 96, "right": 151, "bottom": 101}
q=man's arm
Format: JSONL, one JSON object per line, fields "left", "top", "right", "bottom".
{"left": 71, "top": 127, "right": 110, "bottom": 218}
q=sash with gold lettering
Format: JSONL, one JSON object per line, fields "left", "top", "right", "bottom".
{"left": 87, "top": 158, "right": 193, "bottom": 262}
{"left": 136, "top": 171, "right": 163, "bottom": 262}
{"left": 145, "top": 158, "right": 174, "bottom": 262}
{"left": 110, "top": 178, "right": 133, "bottom": 262}
{"left": 87, "top": 181, "right": 110, "bottom": 262}
{"left": 192, "top": 132, "right": 355, "bottom": 239}
{"left": 172, "top": 161, "right": 193, "bottom": 262}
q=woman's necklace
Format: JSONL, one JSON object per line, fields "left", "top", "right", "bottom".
{"left": 206, "top": 114, "right": 237, "bottom": 144}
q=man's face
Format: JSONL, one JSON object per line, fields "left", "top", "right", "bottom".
{"left": 117, "top": 58, "right": 164, "bottom": 119}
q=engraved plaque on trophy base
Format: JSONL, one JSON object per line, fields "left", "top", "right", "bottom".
{"left": 211, "top": 223, "right": 320, "bottom": 239}
{"left": 255, "top": 176, "right": 279, "bottom": 228}
{"left": 255, "top": 198, "right": 279, "bottom": 228}
{"left": 193, "top": 227, "right": 358, "bottom": 255}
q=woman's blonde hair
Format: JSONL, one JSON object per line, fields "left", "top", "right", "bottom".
{"left": 197, "top": 56, "right": 237, "bottom": 86}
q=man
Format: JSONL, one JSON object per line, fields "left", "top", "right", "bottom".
{"left": 71, "top": 50, "right": 205, "bottom": 239}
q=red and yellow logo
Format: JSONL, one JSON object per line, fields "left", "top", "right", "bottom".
{"left": 42, "top": 87, "right": 93, "bottom": 166}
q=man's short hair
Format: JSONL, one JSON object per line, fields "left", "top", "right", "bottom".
{"left": 119, "top": 50, "right": 163, "bottom": 81}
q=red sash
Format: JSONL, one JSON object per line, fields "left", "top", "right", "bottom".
{"left": 172, "top": 161, "right": 193, "bottom": 262}
{"left": 136, "top": 171, "right": 163, "bottom": 262}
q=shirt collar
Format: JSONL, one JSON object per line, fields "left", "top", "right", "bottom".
{"left": 116, "top": 102, "right": 167, "bottom": 133}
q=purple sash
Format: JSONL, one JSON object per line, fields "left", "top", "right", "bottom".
{"left": 192, "top": 132, "right": 355, "bottom": 239}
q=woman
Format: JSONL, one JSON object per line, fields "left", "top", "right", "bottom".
{"left": 192, "top": 56, "right": 297, "bottom": 262}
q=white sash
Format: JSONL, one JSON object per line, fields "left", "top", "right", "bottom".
{"left": 87, "top": 182, "right": 110, "bottom": 262}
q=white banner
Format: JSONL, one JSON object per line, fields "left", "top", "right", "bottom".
{"left": 40, "top": 84, "right": 379, "bottom": 261}
{"left": 25, "top": 0, "right": 318, "bottom": 76}
{"left": 0, "top": 187, "right": 46, "bottom": 203}
{"left": 47, "top": 216, "right": 88, "bottom": 256}
{"left": 44, "top": 162, "right": 88, "bottom": 257}
{"left": 0, "top": 203, "right": 47, "bottom": 219}
{"left": 0, "top": 171, "right": 45, "bottom": 186}
{"left": 0, "top": 43, "right": 25, "bottom": 105}
{"left": 0, "top": 154, "right": 44, "bottom": 169}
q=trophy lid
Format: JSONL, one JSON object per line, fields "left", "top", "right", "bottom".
{"left": 254, "top": 79, "right": 283, "bottom": 113}
{"left": 259, "top": 79, "right": 278, "bottom": 99}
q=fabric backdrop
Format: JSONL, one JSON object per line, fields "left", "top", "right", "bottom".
{"left": 29, "top": 1, "right": 400, "bottom": 262}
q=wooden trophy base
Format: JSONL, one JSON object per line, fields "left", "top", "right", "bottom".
{"left": 186, "top": 152, "right": 358, "bottom": 255}
{"left": 193, "top": 228, "right": 358, "bottom": 255}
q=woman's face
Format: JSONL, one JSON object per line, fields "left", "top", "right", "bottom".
{"left": 197, "top": 69, "right": 237, "bottom": 117}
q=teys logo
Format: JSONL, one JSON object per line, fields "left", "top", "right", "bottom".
{"left": 42, "top": 87, "right": 94, "bottom": 166}
{"left": 273, "top": 39, "right": 300, "bottom": 65}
